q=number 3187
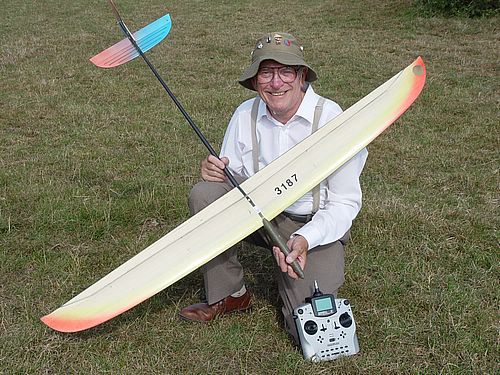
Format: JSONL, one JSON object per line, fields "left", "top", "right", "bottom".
{"left": 274, "top": 174, "right": 298, "bottom": 195}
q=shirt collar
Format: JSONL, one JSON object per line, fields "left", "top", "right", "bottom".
{"left": 257, "top": 85, "right": 319, "bottom": 126}
{"left": 293, "top": 85, "right": 319, "bottom": 125}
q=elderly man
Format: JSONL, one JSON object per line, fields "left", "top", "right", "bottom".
{"left": 180, "top": 32, "right": 368, "bottom": 342}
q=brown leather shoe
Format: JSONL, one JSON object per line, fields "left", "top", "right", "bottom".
{"left": 179, "top": 291, "right": 252, "bottom": 322}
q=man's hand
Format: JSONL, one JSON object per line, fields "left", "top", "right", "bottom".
{"left": 200, "top": 155, "right": 229, "bottom": 182}
{"left": 273, "top": 235, "right": 308, "bottom": 280}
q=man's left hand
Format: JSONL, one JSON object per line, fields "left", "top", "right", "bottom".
{"left": 272, "top": 235, "right": 308, "bottom": 280}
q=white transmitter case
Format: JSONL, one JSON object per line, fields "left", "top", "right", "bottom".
{"left": 293, "top": 283, "right": 359, "bottom": 362}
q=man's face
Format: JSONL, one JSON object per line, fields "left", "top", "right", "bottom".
{"left": 253, "top": 60, "right": 307, "bottom": 124}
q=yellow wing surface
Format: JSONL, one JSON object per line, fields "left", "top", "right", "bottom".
{"left": 41, "top": 57, "right": 426, "bottom": 332}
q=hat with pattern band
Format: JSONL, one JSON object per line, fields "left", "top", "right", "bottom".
{"left": 238, "top": 32, "right": 318, "bottom": 91}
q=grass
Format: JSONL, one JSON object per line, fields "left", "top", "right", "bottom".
{"left": 1, "top": 0, "right": 498, "bottom": 373}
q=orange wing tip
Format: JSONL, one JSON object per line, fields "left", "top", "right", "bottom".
{"left": 413, "top": 56, "right": 425, "bottom": 76}
{"left": 403, "top": 56, "right": 426, "bottom": 109}
{"left": 413, "top": 56, "right": 426, "bottom": 84}
{"left": 41, "top": 296, "right": 149, "bottom": 332}
{"left": 41, "top": 314, "right": 105, "bottom": 333}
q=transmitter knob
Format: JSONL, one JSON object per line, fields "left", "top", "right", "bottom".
{"left": 339, "top": 312, "right": 352, "bottom": 328}
{"left": 304, "top": 320, "right": 318, "bottom": 335}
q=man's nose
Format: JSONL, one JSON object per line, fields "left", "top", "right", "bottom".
{"left": 269, "top": 72, "right": 285, "bottom": 87}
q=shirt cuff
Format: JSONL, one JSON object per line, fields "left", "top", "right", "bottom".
{"left": 293, "top": 224, "right": 323, "bottom": 251}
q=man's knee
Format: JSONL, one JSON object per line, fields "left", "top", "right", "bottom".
{"left": 188, "top": 180, "right": 232, "bottom": 215}
{"left": 188, "top": 181, "right": 211, "bottom": 215}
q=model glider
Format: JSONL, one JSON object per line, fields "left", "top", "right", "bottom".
{"left": 41, "top": 54, "right": 426, "bottom": 332}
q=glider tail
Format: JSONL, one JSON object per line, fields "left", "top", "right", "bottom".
{"left": 89, "top": 2, "right": 171, "bottom": 68}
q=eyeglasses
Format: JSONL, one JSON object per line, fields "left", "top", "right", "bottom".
{"left": 256, "top": 66, "right": 301, "bottom": 84}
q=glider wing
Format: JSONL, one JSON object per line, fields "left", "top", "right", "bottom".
{"left": 41, "top": 57, "right": 425, "bottom": 332}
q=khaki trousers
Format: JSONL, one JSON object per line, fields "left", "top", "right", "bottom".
{"left": 188, "top": 179, "right": 346, "bottom": 342}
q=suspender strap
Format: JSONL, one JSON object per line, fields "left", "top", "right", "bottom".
{"left": 311, "top": 97, "right": 325, "bottom": 214}
{"left": 250, "top": 96, "right": 325, "bottom": 216}
{"left": 251, "top": 97, "right": 261, "bottom": 174}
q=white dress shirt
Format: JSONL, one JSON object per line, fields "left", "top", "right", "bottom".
{"left": 220, "top": 86, "right": 368, "bottom": 250}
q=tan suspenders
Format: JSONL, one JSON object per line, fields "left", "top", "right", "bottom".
{"left": 250, "top": 97, "right": 260, "bottom": 173}
{"left": 250, "top": 96, "right": 325, "bottom": 214}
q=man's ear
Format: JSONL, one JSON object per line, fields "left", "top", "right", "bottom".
{"left": 301, "top": 67, "right": 309, "bottom": 92}
{"left": 251, "top": 77, "right": 258, "bottom": 91}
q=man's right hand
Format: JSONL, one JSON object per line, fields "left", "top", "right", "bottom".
{"left": 200, "top": 155, "right": 229, "bottom": 182}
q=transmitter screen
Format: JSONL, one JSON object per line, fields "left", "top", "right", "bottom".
{"left": 314, "top": 297, "right": 333, "bottom": 312}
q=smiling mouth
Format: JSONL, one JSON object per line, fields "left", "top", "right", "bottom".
{"left": 269, "top": 91, "right": 286, "bottom": 96}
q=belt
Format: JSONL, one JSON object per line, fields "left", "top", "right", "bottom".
{"left": 282, "top": 211, "right": 313, "bottom": 223}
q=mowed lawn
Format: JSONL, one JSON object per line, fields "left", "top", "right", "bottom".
{"left": 0, "top": 0, "right": 497, "bottom": 373}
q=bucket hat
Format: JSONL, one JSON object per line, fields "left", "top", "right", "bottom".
{"left": 238, "top": 32, "right": 318, "bottom": 91}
